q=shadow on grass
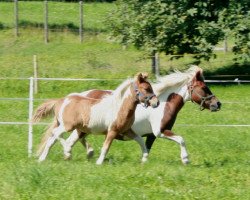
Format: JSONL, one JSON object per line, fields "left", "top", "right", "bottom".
{"left": 5, "top": 20, "right": 107, "bottom": 34}
{"left": 204, "top": 63, "right": 250, "bottom": 80}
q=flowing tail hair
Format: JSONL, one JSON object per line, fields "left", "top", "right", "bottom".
{"left": 32, "top": 99, "right": 59, "bottom": 157}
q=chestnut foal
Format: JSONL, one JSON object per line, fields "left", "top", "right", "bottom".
{"left": 33, "top": 73, "right": 159, "bottom": 164}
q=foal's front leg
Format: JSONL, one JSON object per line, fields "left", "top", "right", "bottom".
{"left": 96, "top": 130, "right": 116, "bottom": 165}
{"left": 160, "top": 130, "right": 189, "bottom": 164}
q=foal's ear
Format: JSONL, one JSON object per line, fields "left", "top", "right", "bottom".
{"left": 135, "top": 72, "right": 148, "bottom": 82}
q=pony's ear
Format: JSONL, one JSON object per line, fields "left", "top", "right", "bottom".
{"left": 135, "top": 72, "right": 148, "bottom": 82}
{"left": 195, "top": 70, "right": 204, "bottom": 81}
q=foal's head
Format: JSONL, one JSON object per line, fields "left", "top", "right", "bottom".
{"left": 188, "top": 70, "right": 221, "bottom": 111}
{"left": 133, "top": 73, "right": 159, "bottom": 108}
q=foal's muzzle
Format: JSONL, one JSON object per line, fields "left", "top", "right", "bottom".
{"left": 148, "top": 96, "right": 160, "bottom": 108}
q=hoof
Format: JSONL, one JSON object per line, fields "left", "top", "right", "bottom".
{"left": 141, "top": 157, "right": 148, "bottom": 163}
{"left": 64, "top": 153, "right": 72, "bottom": 160}
{"left": 182, "top": 157, "right": 190, "bottom": 165}
{"left": 64, "top": 156, "right": 71, "bottom": 161}
{"left": 87, "top": 149, "right": 94, "bottom": 160}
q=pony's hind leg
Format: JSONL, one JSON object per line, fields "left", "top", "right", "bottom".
{"left": 38, "top": 125, "right": 65, "bottom": 162}
{"left": 160, "top": 130, "right": 189, "bottom": 164}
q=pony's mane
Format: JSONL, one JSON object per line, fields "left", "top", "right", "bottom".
{"left": 153, "top": 65, "right": 203, "bottom": 96}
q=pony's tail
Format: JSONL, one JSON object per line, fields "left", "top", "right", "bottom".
{"left": 36, "top": 119, "right": 58, "bottom": 157}
{"left": 32, "top": 99, "right": 58, "bottom": 123}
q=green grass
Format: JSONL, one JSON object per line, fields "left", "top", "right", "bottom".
{"left": 0, "top": 2, "right": 250, "bottom": 199}
{"left": 0, "top": 85, "right": 249, "bottom": 199}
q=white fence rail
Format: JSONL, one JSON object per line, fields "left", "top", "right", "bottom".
{"left": 0, "top": 77, "right": 250, "bottom": 157}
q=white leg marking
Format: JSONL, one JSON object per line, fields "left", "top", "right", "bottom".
{"left": 133, "top": 135, "right": 149, "bottom": 163}
{"left": 38, "top": 125, "right": 65, "bottom": 162}
{"left": 160, "top": 134, "right": 189, "bottom": 164}
{"left": 96, "top": 147, "right": 107, "bottom": 165}
{"left": 63, "top": 130, "right": 80, "bottom": 160}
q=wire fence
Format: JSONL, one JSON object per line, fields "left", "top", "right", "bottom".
{"left": 0, "top": 77, "right": 249, "bottom": 156}
{"left": 0, "top": 0, "right": 109, "bottom": 42}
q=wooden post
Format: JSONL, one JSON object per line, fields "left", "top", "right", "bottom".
{"left": 151, "top": 51, "right": 160, "bottom": 77}
{"left": 224, "top": 36, "right": 228, "bottom": 53}
{"left": 33, "top": 55, "right": 38, "bottom": 94}
{"left": 28, "top": 77, "right": 34, "bottom": 157}
{"left": 44, "top": 0, "right": 48, "bottom": 43}
{"left": 14, "top": 0, "right": 19, "bottom": 37}
{"left": 79, "top": 1, "right": 83, "bottom": 43}
{"left": 151, "top": 51, "right": 156, "bottom": 74}
{"left": 155, "top": 52, "right": 160, "bottom": 78}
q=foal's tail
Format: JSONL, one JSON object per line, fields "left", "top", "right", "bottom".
{"left": 32, "top": 99, "right": 58, "bottom": 123}
{"left": 36, "top": 119, "right": 58, "bottom": 157}
{"left": 33, "top": 99, "right": 59, "bottom": 157}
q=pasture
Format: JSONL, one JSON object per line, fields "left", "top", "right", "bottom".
{"left": 0, "top": 83, "right": 249, "bottom": 199}
{"left": 0, "top": 1, "right": 249, "bottom": 199}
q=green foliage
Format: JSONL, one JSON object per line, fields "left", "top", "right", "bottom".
{"left": 218, "top": 1, "right": 250, "bottom": 61}
{"left": 108, "top": 0, "right": 226, "bottom": 61}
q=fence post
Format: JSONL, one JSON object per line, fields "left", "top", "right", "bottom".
{"left": 28, "top": 77, "right": 34, "bottom": 157}
{"left": 151, "top": 51, "right": 160, "bottom": 77}
{"left": 14, "top": 0, "right": 19, "bottom": 37}
{"left": 44, "top": 0, "right": 48, "bottom": 43}
{"left": 33, "top": 55, "right": 38, "bottom": 94}
{"left": 155, "top": 52, "right": 160, "bottom": 78}
{"left": 79, "top": 1, "right": 83, "bottom": 43}
{"left": 224, "top": 37, "right": 228, "bottom": 53}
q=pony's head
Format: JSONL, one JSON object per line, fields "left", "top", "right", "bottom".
{"left": 188, "top": 68, "right": 221, "bottom": 111}
{"left": 133, "top": 72, "right": 159, "bottom": 108}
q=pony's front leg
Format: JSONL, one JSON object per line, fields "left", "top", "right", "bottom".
{"left": 160, "top": 130, "right": 189, "bottom": 165}
{"left": 39, "top": 125, "right": 65, "bottom": 162}
{"left": 96, "top": 130, "right": 116, "bottom": 165}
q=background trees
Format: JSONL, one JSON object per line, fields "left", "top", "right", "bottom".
{"left": 108, "top": 0, "right": 250, "bottom": 73}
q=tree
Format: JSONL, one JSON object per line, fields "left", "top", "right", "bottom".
{"left": 107, "top": 0, "right": 227, "bottom": 73}
{"left": 218, "top": 1, "right": 250, "bottom": 62}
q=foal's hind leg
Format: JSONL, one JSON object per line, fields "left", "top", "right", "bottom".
{"left": 160, "top": 130, "right": 189, "bottom": 164}
{"left": 62, "top": 130, "right": 94, "bottom": 160}
{"left": 38, "top": 125, "right": 66, "bottom": 162}
{"left": 79, "top": 134, "right": 94, "bottom": 160}
{"left": 62, "top": 129, "right": 79, "bottom": 160}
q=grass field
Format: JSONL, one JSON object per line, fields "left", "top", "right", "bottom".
{"left": 0, "top": 84, "right": 249, "bottom": 200}
{"left": 0, "top": 1, "right": 250, "bottom": 200}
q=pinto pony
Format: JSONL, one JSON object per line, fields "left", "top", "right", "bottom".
{"left": 61, "top": 65, "right": 221, "bottom": 164}
{"left": 33, "top": 73, "right": 159, "bottom": 164}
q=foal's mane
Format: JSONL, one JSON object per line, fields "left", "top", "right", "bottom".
{"left": 109, "top": 78, "right": 133, "bottom": 101}
{"left": 153, "top": 65, "right": 203, "bottom": 96}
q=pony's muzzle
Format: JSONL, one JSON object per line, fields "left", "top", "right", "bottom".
{"left": 210, "top": 101, "right": 221, "bottom": 111}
